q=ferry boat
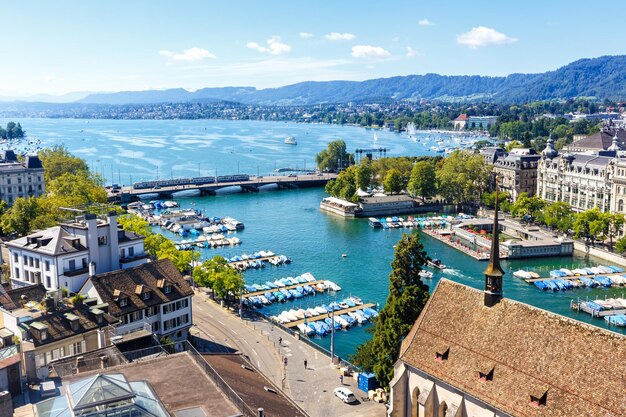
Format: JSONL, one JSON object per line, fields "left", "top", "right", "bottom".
{"left": 284, "top": 136, "right": 297, "bottom": 145}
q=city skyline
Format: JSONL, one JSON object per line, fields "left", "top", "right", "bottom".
{"left": 1, "top": 0, "right": 623, "bottom": 97}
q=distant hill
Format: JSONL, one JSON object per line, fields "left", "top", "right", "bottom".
{"left": 57, "top": 55, "right": 626, "bottom": 105}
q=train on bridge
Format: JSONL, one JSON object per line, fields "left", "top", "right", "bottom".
{"left": 133, "top": 174, "right": 251, "bottom": 190}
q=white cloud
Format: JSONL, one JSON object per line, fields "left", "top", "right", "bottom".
{"left": 406, "top": 46, "right": 423, "bottom": 57}
{"left": 324, "top": 32, "right": 356, "bottom": 41}
{"left": 159, "top": 47, "right": 216, "bottom": 61}
{"left": 418, "top": 18, "right": 434, "bottom": 26}
{"left": 43, "top": 75, "right": 55, "bottom": 83}
{"left": 351, "top": 45, "right": 391, "bottom": 59}
{"left": 247, "top": 36, "right": 291, "bottom": 55}
{"left": 456, "top": 26, "right": 517, "bottom": 49}
{"left": 299, "top": 32, "right": 313, "bottom": 38}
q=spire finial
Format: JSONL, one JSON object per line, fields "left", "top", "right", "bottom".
{"left": 484, "top": 175, "right": 504, "bottom": 307}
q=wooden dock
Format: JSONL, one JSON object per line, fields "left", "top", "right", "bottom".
{"left": 243, "top": 280, "right": 325, "bottom": 299}
{"left": 524, "top": 273, "right": 620, "bottom": 283}
{"left": 228, "top": 255, "right": 279, "bottom": 265}
{"left": 283, "top": 303, "right": 376, "bottom": 328}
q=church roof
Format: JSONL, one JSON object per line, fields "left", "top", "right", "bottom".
{"left": 399, "top": 279, "right": 626, "bottom": 417}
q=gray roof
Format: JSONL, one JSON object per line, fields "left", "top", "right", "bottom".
{"left": 6, "top": 226, "right": 87, "bottom": 256}
{"left": 567, "top": 128, "right": 626, "bottom": 151}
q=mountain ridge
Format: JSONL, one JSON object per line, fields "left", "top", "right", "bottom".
{"left": 10, "top": 55, "right": 626, "bottom": 106}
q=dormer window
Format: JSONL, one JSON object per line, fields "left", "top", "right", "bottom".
{"left": 478, "top": 368, "right": 494, "bottom": 383}
{"left": 435, "top": 348, "right": 449, "bottom": 363}
{"left": 142, "top": 291, "right": 151, "bottom": 301}
{"left": 119, "top": 297, "right": 128, "bottom": 307}
{"left": 164, "top": 285, "right": 172, "bottom": 294}
{"left": 96, "top": 314, "right": 103, "bottom": 324}
{"left": 530, "top": 391, "right": 548, "bottom": 407}
{"left": 41, "top": 330, "right": 47, "bottom": 340}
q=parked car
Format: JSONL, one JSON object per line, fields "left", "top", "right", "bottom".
{"left": 334, "top": 387, "right": 357, "bottom": 404}
{"left": 288, "top": 173, "right": 297, "bottom": 177}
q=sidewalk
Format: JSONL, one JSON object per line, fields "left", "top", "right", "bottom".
{"left": 191, "top": 290, "right": 385, "bottom": 417}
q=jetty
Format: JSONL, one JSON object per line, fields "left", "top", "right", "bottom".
{"left": 422, "top": 228, "right": 506, "bottom": 261}
{"left": 108, "top": 173, "right": 337, "bottom": 203}
{"left": 282, "top": 303, "right": 375, "bottom": 329}
{"left": 242, "top": 280, "right": 325, "bottom": 299}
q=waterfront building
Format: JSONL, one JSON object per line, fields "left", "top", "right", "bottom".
{"left": 80, "top": 259, "right": 194, "bottom": 344}
{"left": 563, "top": 126, "right": 626, "bottom": 153}
{"left": 537, "top": 139, "right": 615, "bottom": 213}
{"left": 388, "top": 195, "right": 626, "bottom": 417}
{"left": 467, "top": 116, "right": 497, "bottom": 130}
{"left": 0, "top": 151, "right": 45, "bottom": 205}
{"left": 321, "top": 194, "right": 430, "bottom": 217}
{"left": 6, "top": 212, "right": 147, "bottom": 293}
{"left": 492, "top": 148, "right": 541, "bottom": 201}
{"left": 452, "top": 114, "right": 469, "bottom": 130}
{"left": 611, "top": 157, "right": 626, "bottom": 215}
{"left": 478, "top": 147, "right": 506, "bottom": 165}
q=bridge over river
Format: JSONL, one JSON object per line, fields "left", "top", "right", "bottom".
{"left": 107, "top": 173, "right": 337, "bottom": 203}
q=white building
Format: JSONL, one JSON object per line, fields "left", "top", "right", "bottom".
{"left": 80, "top": 259, "right": 194, "bottom": 343}
{"left": 0, "top": 151, "right": 45, "bottom": 205}
{"left": 6, "top": 212, "right": 147, "bottom": 293}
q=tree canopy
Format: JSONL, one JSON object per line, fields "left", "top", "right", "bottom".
{"left": 193, "top": 256, "right": 244, "bottom": 300}
{"left": 407, "top": 160, "right": 436, "bottom": 200}
{"left": 436, "top": 151, "right": 490, "bottom": 204}
{"left": 315, "top": 140, "right": 354, "bottom": 172}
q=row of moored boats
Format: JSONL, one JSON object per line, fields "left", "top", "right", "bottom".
{"left": 514, "top": 265, "right": 626, "bottom": 291}
{"left": 243, "top": 273, "right": 341, "bottom": 307}
{"left": 229, "top": 251, "right": 291, "bottom": 271}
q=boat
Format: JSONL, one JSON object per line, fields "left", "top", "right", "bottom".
{"left": 373, "top": 132, "right": 378, "bottom": 142}
{"left": 284, "top": 136, "right": 297, "bottom": 145}
{"left": 513, "top": 270, "right": 532, "bottom": 279}
{"left": 368, "top": 217, "right": 382, "bottom": 228}
{"left": 297, "top": 323, "right": 316, "bottom": 336}
{"left": 427, "top": 259, "right": 446, "bottom": 270}
{"left": 419, "top": 270, "right": 434, "bottom": 279}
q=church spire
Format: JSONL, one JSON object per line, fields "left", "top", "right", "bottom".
{"left": 484, "top": 176, "right": 504, "bottom": 307}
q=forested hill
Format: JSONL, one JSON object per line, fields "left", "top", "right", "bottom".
{"left": 76, "top": 55, "right": 626, "bottom": 105}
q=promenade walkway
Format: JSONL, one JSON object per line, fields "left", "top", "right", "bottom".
{"left": 191, "top": 289, "right": 385, "bottom": 417}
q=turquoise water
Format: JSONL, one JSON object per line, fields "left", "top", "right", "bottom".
{"left": 8, "top": 118, "right": 626, "bottom": 360}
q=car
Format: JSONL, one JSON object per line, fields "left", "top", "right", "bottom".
{"left": 288, "top": 173, "right": 297, "bottom": 177}
{"left": 334, "top": 387, "right": 357, "bottom": 404}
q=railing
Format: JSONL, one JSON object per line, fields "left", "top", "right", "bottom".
{"left": 0, "top": 344, "right": 19, "bottom": 360}
{"left": 109, "top": 321, "right": 152, "bottom": 339}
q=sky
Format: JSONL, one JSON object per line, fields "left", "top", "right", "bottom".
{"left": 1, "top": 0, "right": 624, "bottom": 97}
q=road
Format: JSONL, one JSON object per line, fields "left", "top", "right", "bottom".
{"left": 191, "top": 290, "right": 386, "bottom": 417}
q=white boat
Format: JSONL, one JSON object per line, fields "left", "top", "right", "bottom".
{"left": 406, "top": 122, "right": 417, "bottom": 136}
{"left": 513, "top": 270, "right": 532, "bottom": 279}
{"left": 419, "top": 270, "right": 434, "bottom": 279}
{"left": 284, "top": 136, "right": 297, "bottom": 145}
{"left": 373, "top": 132, "right": 378, "bottom": 142}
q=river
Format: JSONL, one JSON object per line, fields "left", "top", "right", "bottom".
{"left": 8, "top": 118, "right": 626, "bottom": 360}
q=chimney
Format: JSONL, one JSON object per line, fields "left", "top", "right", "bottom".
{"left": 257, "top": 409, "right": 264, "bottom": 417}
{"left": 85, "top": 214, "right": 99, "bottom": 274}
{"left": 107, "top": 212, "right": 120, "bottom": 270}
{"left": 88, "top": 261, "right": 96, "bottom": 277}
{"left": 97, "top": 328, "right": 106, "bottom": 349}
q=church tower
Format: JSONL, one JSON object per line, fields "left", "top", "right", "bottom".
{"left": 484, "top": 177, "right": 504, "bottom": 307}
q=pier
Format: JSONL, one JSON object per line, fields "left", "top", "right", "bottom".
{"left": 242, "top": 280, "right": 325, "bottom": 299}
{"left": 421, "top": 228, "right": 506, "bottom": 261}
{"left": 108, "top": 173, "right": 337, "bottom": 203}
{"left": 282, "top": 303, "right": 376, "bottom": 328}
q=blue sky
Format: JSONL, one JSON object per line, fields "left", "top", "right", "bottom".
{"left": 1, "top": 0, "right": 623, "bottom": 96}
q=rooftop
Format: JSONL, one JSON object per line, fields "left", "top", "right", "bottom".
{"left": 565, "top": 128, "right": 626, "bottom": 151}
{"left": 400, "top": 279, "right": 626, "bottom": 417}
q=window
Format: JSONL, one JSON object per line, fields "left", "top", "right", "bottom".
{"left": 69, "top": 259, "right": 76, "bottom": 270}
{"left": 41, "top": 329, "right": 47, "bottom": 341}
{"left": 142, "top": 291, "right": 151, "bottom": 301}
{"left": 120, "top": 248, "right": 125, "bottom": 258}
{"left": 98, "top": 236, "right": 108, "bottom": 246}
{"left": 23, "top": 255, "right": 27, "bottom": 264}
{"left": 479, "top": 368, "right": 494, "bottom": 383}
{"left": 35, "top": 258, "right": 39, "bottom": 268}
{"left": 45, "top": 260, "right": 50, "bottom": 271}
{"left": 119, "top": 297, "right": 128, "bottom": 307}
{"left": 13, "top": 253, "right": 17, "bottom": 263}
{"left": 132, "top": 311, "right": 143, "bottom": 321}
{"left": 128, "top": 247, "right": 134, "bottom": 257}
{"left": 46, "top": 276, "right": 51, "bottom": 288}
{"left": 152, "top": 321, "right": 160, "bottom": 332}
{"left": 14, "top": 268, "right": 19, "bottom": 279}
{"left": 70, "top": 320, "right": 79, "bottom": 331}
{"left": 435, "top": 348, "right": 449, "bottom": 362}
{"left": 82, "top": 258, "right": 87, "bottom": 268}
{"left": 72, "top": 342, "right": 83, "bottom": 355}
{"left": 530, "top": 392, "right": 548, "bottom": 407}
{"left": 29, "top": 257, "right": 33, "bottom": 267}
{"left": 95, "top": 314, "right": 103, "bottom": 324}
{"left": 164, "top": 284, "right": 172, "bottom": 294}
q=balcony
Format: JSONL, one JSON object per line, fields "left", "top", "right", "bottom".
{"left": 109, "top": 321, "right": 153, "bottom": 344}
{"left": 63, "top": 267, "right": 89, "bottom": 277}
{"left": 120, "top": 253, "right": 150, "bottom": 264}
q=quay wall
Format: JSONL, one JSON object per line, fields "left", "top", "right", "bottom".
{"left": 573, "top": 242, "right": 626, "bottom": 267}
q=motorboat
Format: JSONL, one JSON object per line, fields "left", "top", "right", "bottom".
{"left": 284, "top": 136, "right": 297, "bottom": 145}
{"left": 427, "top": 259, "right": 446, "bottom": 270}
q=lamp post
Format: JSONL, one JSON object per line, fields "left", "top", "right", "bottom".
{"left": 327, "top": 289, "right": 336, "bottom": 364}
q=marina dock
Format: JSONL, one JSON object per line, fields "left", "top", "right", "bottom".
{"left": 242, "top": 280, "right": 325, "bottom": 299}
{"left": 283, "top": 303, "right": 376, "bottom": 329}
{"left": 421, "top": 228, "right": 506, "bottom": 261}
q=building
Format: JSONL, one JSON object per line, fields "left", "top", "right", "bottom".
{"left": 80, "top": 259, "right": 194, "bottom": 344}
{"left": 388, "top": 197, "right": 626, "bottom": 417}
{"left": 467, "top": 116, "right": 497, "bottom": 130}
{"left": 20, "top": 305, "right": 119, "bottom": 381}
{"left": 0, "top": 151, "right": 45, "bottom": 205}
{"left": 492, "top": 149, "right": 541, "bottom": 201}
{"left": 563, "top": 126, "right": 626, "bottom": 153}
{"left": 537, "top": 150, "right": 615, "bottom": 213}
{"left": 478, "top": 147, "right": 506, "bottom": 165}
{"left": 611, "top": 157, "right": 626, "bottom": 214}
{"left": 452, "top": 114, "right": 469, "bottom": 130}
{"left": 6, "top": 212, "right": 147, "bottom": 293}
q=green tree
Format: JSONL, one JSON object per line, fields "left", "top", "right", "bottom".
{"left": 504, "top": 140, "right": 524, "bottom": 152}
{"left": 315, "top": 140, "right": 354, "bottom": 172}
{"left": 481, "top": 191, "right": 510, "bottom": 209}
{"left": 364, "top": 233, "right": 430, "bottom": 387}
{"left": 355, "top": 160, "right": 373, "bottom": 191}
{"left": 606, "top": 213, "right": 624, "bottom": 249}
{"left": 0, "top": 197, "right": 42, "bottom": 236}
{"left": 39, "top": 145, "right": 90, "bottom": 183}
{"left": 510, "top": 192, "right": 546, "bottom": 221}
{"left": 383, "top": 168, "right": 403, "bottom": 195}
{"left": 193, "top": 256, "right": 243, "bottom": 300}
{"left": 543, "top": 201, "right": 575, "bottom": 233}
{"left": 573, "top": 208, "right": 605, "bottom": 245}
{"left": 615, "top": 235, "right": 626, "bottom": 254}
{"left": 436, "top": 151, "right": 490, "bottom": 205}
{"left": 407, "top": 161, "right": 436, "bottom": 200}
{"left": 118, "top": 214, "right": 152, "bottom": 237}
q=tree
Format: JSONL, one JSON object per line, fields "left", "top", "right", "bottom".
{"left": 193, "top": 256, "right": 243, "bottom": 300}
{"left": 39, "top": 145, "right": 90, "bottom": 183}
{"left": 573, "top": 208, "right": 605, "bottom": 245}
{"left": 615, "top": 235, "right": 626, "bottom": 254}
{"left": 436, "top": 151, "right": 490, "bottom": 205}
{"left": 355, "top": 160, "right": 373, "bottom": 191}
{"left": 0, "top": 197, "right": 42, "bottom": 236}
{"left": 543, "top": 201, "right": 575, "bottom": 233}
{"left": 383, "top": 169, "right": 403, "bottom": 195}
{"left": 315, "top": 140, "right": 354, "bottom": 172}
{"left": 504, "top": 140, "right": 524, "bottom": 152}
{"left": 47, "top": 172, "right": 107, "bottom": 206}
{"left": 481, "top": 191, "right": 510, "bottom": 209}
{"left": 606, "top": 213, "right": 624, "bottom": 249}
{"left": 360, "top": 233, "right": 430, "bottom": 387}
{"left": 510, "top": 192, "right": 546, "bottom": 221}
{"left": 407, "top": 161, "right": 436, "bottom": 200}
